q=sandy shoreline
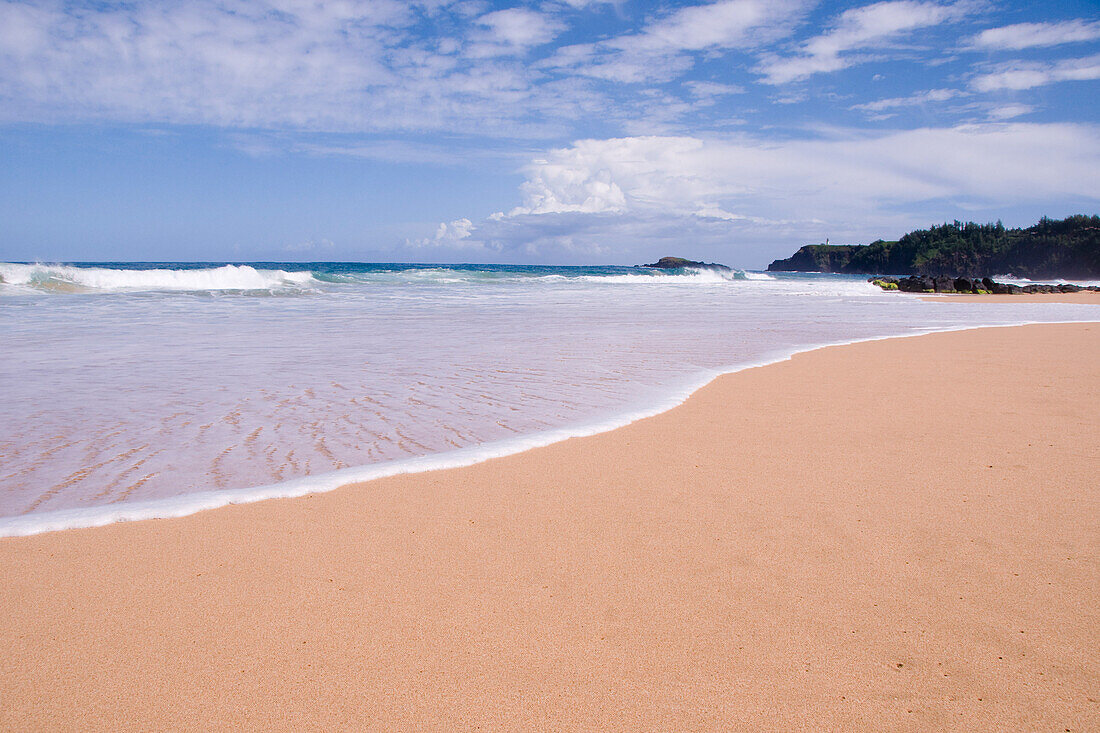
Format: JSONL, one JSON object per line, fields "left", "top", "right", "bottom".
{"left": 3, "top": 323, "right": 1098, "bottom": 730}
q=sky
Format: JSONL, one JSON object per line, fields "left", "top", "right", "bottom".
{"left": 0, "top": 0, "right": 1098, "bottom": 267}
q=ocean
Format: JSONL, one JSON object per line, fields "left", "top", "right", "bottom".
{"left": 1, "top": 261, "right": 1096, "bottom": 536}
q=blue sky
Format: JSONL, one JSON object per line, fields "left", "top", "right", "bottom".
{"left": 1, "top": 0, "right": 1098, "bottom": 267}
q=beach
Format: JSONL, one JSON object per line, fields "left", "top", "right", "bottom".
{"left": 2, "top": 322, "right": 1097, "bottom": 730}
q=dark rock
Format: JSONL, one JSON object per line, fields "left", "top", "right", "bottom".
{"left": 767, "top": 245, "right": 861, "bottom": 273}
{"left": 896, "top": 275, "right": 933, "bottom": 292}
{"left": 869, "top": 277, "right": 900, "bottom": 290}
{"left": 1023, "top": 284, "right": 1057, "bottom": 293}
{"left": 862, "top": 273, "right": 1089, "bottom": 296}
{"left": 933, "top": 276, "right": 955, "bottom": 293}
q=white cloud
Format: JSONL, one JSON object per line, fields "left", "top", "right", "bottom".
{"left": 543, "top": 0, "right": 809, "bottom": 83}
{"left": 0, "top": 0, "right": 593, "bottom": 134}
{"left": 540, "top": 42, "right": 695, "bottom": 83}
{"left": 467, "top": 8, "right": 566, "bottom": 57}
{"left": 442, "top": 123, "right": 1100, "bottom": 262}
{"left": 967, "top": 20, "right": 1100, "bottom": 51}
{"left": 552, "top": 0, "right": 617, "bottom": 7}
{"left": 986, "top": 104, "right": 1032, "bottom": 120}
{"left": 438, "top": 217, "right": 476, "bottom": 241}
{"left": 971, "top": 54, "right": 1100, "bottom": 92}
{"left": 685, "top": 80, "right": 746, "bottom": 97}
{"left": 852, "top": 87, "right": 963, "bottom": 112}
{"left": 407, "top": 217, "right": 486, "bottom": 251}
{"left": 758, "top": 0, "right": 968, "bottom": 84}
{"left": 622, "top": 0, "right": 807, "bottom": 53}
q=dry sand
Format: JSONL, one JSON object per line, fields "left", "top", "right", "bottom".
{"left": 2, "top": 323, "right": 1098, "bottom": 731}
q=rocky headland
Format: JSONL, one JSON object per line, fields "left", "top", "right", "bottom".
{"left": 767, "top": 215, "right": 1100, "bottom": 279}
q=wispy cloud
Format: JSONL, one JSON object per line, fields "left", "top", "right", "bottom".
{"left": 757, "top": 0, "right": 969, "bottom": 84}
{"left": 851, "top": 87, "right": 963, "bottom": 112}
{"left": 685, "top": 81, "right": 747, "bottom": 98}
{"left": 0, "top": 0, "right": 595, "bottom": 135}
{"left": 986, "top": 104, "right": 1033, "bottom": 120}
{"left": 542, "top": 0, "right": 810, "bottom": 83}
{"left": 966, "top": 20, "right": 1100, "bottom": 51}
{"left": 971, "top": 54, "right": 1100, "bottom": 92}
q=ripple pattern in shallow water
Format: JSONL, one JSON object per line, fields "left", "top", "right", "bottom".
{"left": 1, "top": 263, "right": 1095, "bottom": 518}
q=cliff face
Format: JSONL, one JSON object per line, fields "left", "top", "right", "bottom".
{"left": 765, "top": 245, "right": 861, "bottom": 273}
{"left": 767, "top": 215, "right": 1100, "bottom": 278}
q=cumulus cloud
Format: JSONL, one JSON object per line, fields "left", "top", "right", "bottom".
{"left": 518, "top": 125, "right": 1099, "bottom": 215}
{"left": 758, "top": 0, "right": 968, "bottom": 84}
{"left": 406, "top": 217, "right": 486, "bottom": 251}
{"left": 967, "top": 20, "right": 1100, "bottom": 51}
{"left": 433, "top": 123, "right": 1100, "bottom": 263}
{"left": 971, "top": 54, "right": 1100, "bottom": 92}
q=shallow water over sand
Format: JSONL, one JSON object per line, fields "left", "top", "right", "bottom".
{"left": 2, "top": 261, "right": 1096, "bottom": 531}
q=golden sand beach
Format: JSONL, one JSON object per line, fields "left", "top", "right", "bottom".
{"left": 2, "top": 323, "right": 1098, "bottom": 730}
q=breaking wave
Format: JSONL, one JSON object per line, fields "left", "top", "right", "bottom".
{"left": 0, "top": 263, "right": 320, "bottom": 294}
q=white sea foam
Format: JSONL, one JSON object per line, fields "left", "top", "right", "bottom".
{"left": 0, "top": 333, "right": 925, "bottom": 537}
{"left": 1, "top": 318, "right": 1093, "bottom": 538}
{"left": 990, "top": 274, "right": 1100, "bottom": 288}
{"left": 575, "top": 268, "right": 738, "bottom": 284}
{"left": 0, "top": 263, "right": 319, "bottom": 293}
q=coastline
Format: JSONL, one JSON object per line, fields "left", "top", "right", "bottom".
{"left": 2, "top": 323, "right": 1098, "bottom": 729}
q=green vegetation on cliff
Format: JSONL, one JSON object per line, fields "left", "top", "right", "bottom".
{"left": 767, "top": 215, "right": 1100, "bottom": 278}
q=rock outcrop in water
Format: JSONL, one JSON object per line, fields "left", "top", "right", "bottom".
{"left": 640, "top": 256, "right": 732, "bottom": 271}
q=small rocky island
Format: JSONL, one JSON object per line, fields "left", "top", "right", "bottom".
{"left": 640, "top": 256, "right": 732, "bottom": 271}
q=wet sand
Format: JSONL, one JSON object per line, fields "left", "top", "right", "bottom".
{"left": 2, "top": 323, "right": 1098, "bottom": 731}
{"left": 920, "top": 291, "right": 1100, "bottom": 304}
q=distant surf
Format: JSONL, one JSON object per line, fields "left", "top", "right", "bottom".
{"left": 0, "top": 262, "right": 320, "bottom": 293}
